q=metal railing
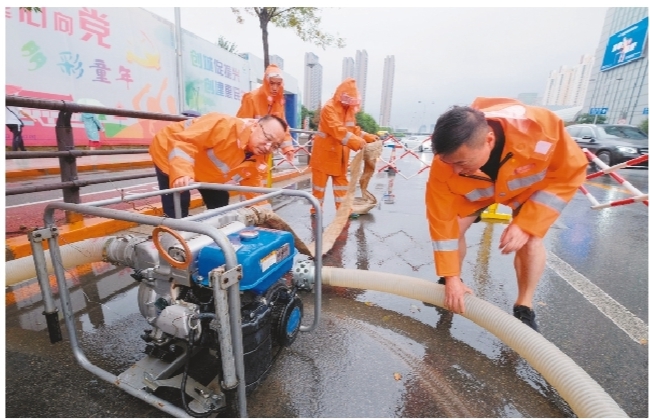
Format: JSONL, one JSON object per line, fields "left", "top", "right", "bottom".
{"left": 5, "top": 95, "right": 315, "bottom": 222}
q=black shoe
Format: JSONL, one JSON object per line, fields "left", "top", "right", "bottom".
{"left": 513, "top": 305, "right": 539, "bottom": 332}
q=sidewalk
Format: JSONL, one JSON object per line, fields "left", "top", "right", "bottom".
{"left": 5, "top": 153, "right": 312, "bottom": 260}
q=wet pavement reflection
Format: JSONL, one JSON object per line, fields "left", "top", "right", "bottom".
{"left": 5, "top": 151, "right": 647, "bottom": 417}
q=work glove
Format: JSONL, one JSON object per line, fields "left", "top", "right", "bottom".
{"left": 362, "top": 132, "right": 378, "bottom": 143}
{"left": 347, "top": 136, "right": 366, "bottom": 151}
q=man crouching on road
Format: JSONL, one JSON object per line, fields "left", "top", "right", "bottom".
{"left": 425, "top": 97, "right": 588, "bottom": 332}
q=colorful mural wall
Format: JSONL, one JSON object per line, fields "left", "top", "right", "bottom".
{"left": 5, "top": 7, "right": 255, "bottom": 148}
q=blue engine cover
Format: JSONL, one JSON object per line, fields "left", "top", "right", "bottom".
{"left": 194, "top": 227, "right": 296, "bottom": 294}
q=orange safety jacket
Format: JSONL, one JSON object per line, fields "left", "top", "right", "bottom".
{"left": 236, "top": 65, "right": 294, "bottom": 155}
{"left": 310, "top": 78, "right": 376, "bottom": 176}
{"left": 425, "top": 97, "right": 588, "bottom": 277}
{"left": 149, "top": 112, "right": 269, "bottom": 193}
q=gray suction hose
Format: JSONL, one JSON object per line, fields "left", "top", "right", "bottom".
{"left": 321, "top": 266, "right": 628, "bottom": 418}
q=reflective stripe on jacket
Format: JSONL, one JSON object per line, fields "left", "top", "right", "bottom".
{"left": 149, "top": 112, "right": 267, "bottom": 190}
{"left": 425, "top": 97, "right": 588, "bottom": 277}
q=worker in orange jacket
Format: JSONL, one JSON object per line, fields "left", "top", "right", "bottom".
{"left": 426, "top": 97, "right": 588, "bottom": 332}
{"left": 309, "top": 78, "right": 378, "bottom": 215}
{"left": 236, "top": 64, "right": 295, "bottom": 162}
{"left": 149, "top": 113, "right": 288, "bottom": 218}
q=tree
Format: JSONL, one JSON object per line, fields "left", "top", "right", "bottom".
{"left": 217, "top": 36, "right": 238, "bottom": 54}
{"left": 639, "top": 118, "right": 648, "bottom": 135}
{"left": 20, "top": 7, "right": 41, "bottom": 13}
{"left": 355, "top": 111, "right": 379, "bottom": 135}
{"left": 299, "top": 105, "right": 321, "bottom": 131}
{"left": 574, "top": 113, "right": 606, "bottom": 124}
{"left": 231, "top": 7, "right": 345, "bottom": 68}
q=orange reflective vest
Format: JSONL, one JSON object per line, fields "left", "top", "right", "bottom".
{"left": 310, "top": 78, "right": 374, "bottom": 176}
{"left": 149, "top": 113, "right": 268, "bottom": 191}
{"left": 426, "top": 97, "right": 588, "bottom": 277}
{"left": 236, "top": 65, "right": 294, "bottom": 154}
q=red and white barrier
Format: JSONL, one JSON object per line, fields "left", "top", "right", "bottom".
{"left": 580, "top": 149, "right": 648, "bottom": 210}
{"left": 376, "top": 134, "right": 432, "bottom": 179}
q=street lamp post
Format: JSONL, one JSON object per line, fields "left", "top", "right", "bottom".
{"left": 418, "top": 100, "right": 434, "bottom": 133}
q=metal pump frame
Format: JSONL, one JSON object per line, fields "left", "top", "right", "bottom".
{"left": 29, "top": 182, "right": 324, "bottom": 418}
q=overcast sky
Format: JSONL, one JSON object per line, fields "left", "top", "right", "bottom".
{"left": 145, "top": 6, "right": 612, "bottom": 131}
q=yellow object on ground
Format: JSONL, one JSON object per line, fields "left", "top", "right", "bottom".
{"left": 481, "top": 203, "right": 512, "bottom": 221}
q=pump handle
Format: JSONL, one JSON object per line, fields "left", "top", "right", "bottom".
{"left": 152, "top": 225, "right": 192, "bottom": 270}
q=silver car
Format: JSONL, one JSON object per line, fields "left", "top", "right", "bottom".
{"left": 402, "top": 135, "right": 432, "bottom": 152}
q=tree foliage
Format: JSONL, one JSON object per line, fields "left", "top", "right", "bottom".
{"left": 20, "top": 7, "right": 42, "bottom": 13}
{"left": 639, "top": 118, "right": 648, "bottom": 135}
{"left": 574, "top": 113, "right": 606, "bottom": 124}
{"left": 231, "top": 7, "right": 345, "bottom": 68}
{"left": 355, "top": 111, "right": 379, "bottom": 135}
{"left": 217, "top": 36, "right": 238, "bottom": 54}
{"left": 300, "top": 105, "right": 319, "bottom": 131}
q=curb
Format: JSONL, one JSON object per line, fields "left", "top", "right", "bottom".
{"left": 6, "top": 167, "right": 312, "bottom": 261}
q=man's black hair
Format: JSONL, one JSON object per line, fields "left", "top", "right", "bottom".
{"left": 259, "top": 114, "right": 288, "bottom": 132}
{"left": 431, "top": 106, "right": 488, "bottom": 155}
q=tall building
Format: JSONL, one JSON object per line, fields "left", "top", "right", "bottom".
{"left": 379, "top": 55, "right": 395, "bottom": 128}
{"left": 355, "top": 50, "right": 368, "bottom": 110}
{"left": 269, "top": 55, "right": 284, "bottom": 70}
{"left": 567, "top": 55, "right": 595, "bottom": 107}
{"left": 342, "top": 57, "right": 355, "bottom": 81}
{"left": 582, "top": 8, "right": 648, "bottom": 124}
{"left": 542, "top": 54, "right": 594, "bottom": 107}
{"left": 303, "top": 52, "right": 323, "bottom": 111}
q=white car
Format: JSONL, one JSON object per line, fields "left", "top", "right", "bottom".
{"left": 402, "top": 135, "right": 432, "bottom": 152}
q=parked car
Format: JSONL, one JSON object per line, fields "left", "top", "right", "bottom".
{"left": 402, "top": 135, "right": 433, "bottom": 152}
{"left": 565, "top": 124, "right": 648, "bottom": 167}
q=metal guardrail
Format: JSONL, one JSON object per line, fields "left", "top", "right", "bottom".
{"left": 5, "top": 95, "right": 317, "bottom": 222}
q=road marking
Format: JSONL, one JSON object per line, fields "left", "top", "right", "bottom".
{"left": 546, "top": 250, "right": 648, "bottom": 344}
{"left": 6, "top": 181, "right": 159, "bottom": 208}
{"left": 584, "top": 181, "right": 635, "bottom": 195}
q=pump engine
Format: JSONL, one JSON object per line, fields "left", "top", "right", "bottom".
{"left": 103, "top": 210, "right": 315, "bottom": 416}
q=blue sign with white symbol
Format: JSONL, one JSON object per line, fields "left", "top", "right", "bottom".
{"left": 601, "top": 17, "right": 648, "bottom": 71}
{"left": 590, "top": 107, "right": 609, "bottom": 115}
{"left": 643, "top": 108, "right": 648, "bottom": 115}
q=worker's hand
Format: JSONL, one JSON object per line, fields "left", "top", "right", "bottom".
{"left": 499, "top": 223, "right": 531, "bottom": 254}
{"left": 347, "top": 137, "right": 366, "bottom": 151}
{"left": 283, "top": 150, "right": 295, "bottom": 162}
{"left": 366, "top": 134, "right": 379, "bottom": 143}
{"left": 172, "top": 176, "right": 194, "bottom": 188}
{"left": 443, "top": 276, "right": 474, "bottom": 314}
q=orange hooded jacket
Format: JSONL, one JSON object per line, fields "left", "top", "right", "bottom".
{"left": 310, "top": 78, "right": 376, "bottom": 176}
{"left": 425, "top": 97, "right": 588, "bottom": 277}
{"left": 236, "top": 64, "right": 294, "bottom": 155}
{"left": 149, "top": 113, "right": 269, "bottom": 193}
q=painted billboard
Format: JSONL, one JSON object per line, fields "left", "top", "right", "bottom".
{"left": 600, "top": 16, "right": 649, "bottom": 72}
{"left": 181, "top": 29, "right": 250, "bottom": 116}
{"left": 5, "top": 7, "right": 182, "bottom": 147}
{"left": 5, "top": 7, "right": 258, "bottom": 148}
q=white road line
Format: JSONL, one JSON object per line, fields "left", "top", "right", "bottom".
{"left": 546, "top": 250, "right": 648, "bottom": 344}
{"left": 6, "top": 181, "right": 159, "bottom": 208}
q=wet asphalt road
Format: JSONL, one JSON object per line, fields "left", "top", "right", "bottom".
{"left": 5, "top": 149, "right": 648, "bottom": 417}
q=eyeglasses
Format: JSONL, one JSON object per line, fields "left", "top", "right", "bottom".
{"left": 259, "top": 123, "right": 281, "bottom": 152}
